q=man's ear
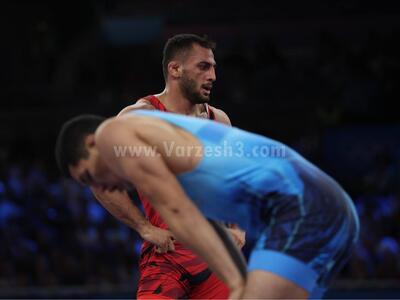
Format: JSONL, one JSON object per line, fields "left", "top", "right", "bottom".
{"left": 84, "top": 134, "right": 96, "bottom": 149}
{"left": 168, "top": 61, "right": 182, "bottom": 78}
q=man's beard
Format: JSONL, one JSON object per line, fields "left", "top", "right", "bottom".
{"left": 179, "top": 74, "right": 210, "bottom": 104}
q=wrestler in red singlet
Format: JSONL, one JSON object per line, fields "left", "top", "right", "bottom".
{"left": 136, "top": 95, "right": 228, "bottom": 299}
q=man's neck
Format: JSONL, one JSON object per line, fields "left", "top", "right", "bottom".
{"left": 155, "top": 87, "right": 206, "bottom": 117}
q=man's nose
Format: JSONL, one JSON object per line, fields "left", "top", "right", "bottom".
{"left": 207, "top": 67, "right": 216, "bottom": 82}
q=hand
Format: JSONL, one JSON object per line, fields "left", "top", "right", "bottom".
{"left": 227, "top": 224, "right": 246, "bottom": 249}
{"left": 140, "top": 225, "right": 175, "bottom": 253}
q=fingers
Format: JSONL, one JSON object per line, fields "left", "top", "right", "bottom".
{"left": 227, "top": 223, "right": 239, "bottom": 229}
{"left": 155, "top": 237, "right": 175, "bottom": 253}
{"left": 168, "top": 238, "right": 175, "bottom": 252}
{"left": 234, "top": 237, "right": 244, "bottom": 249}
{"left": 169, "top": 232, "right": 176, "bottom": 241}
{"left": 155, "top": 246, "right": 167, "bottom": 253}
{"left": 228, "top": 228, "right": 246, "bottom": 249}
{"left": 237, "top": 233, "right": 246, "bottom": 248}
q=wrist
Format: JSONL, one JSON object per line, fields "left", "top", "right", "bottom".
{"left": 137, "top": 221, "right": 152, "bottom": 237}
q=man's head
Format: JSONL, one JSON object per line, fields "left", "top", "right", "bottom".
{"left": 55, "top": 115, "right": 124, "bottom": 192}
{"left": 162, "top": 34, "right": 216, "bottom": 104}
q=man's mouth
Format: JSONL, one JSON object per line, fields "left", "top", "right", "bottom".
{"left": 201, "top": 85, "right": 212, "bottom": 95}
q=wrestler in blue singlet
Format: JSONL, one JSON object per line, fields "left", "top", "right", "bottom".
{"left": 131, "top": 109, "right": 359, "bottom": 299}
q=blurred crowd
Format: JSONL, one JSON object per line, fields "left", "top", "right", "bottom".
{"left": 347, "top": 149, "right": 400, "bottom": 279}
{"left": 0, "top": 161, "right": 140, "bottom": 287}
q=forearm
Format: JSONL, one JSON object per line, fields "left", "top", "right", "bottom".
{"left": 147, "top": 186, "right": 244, "bottom": 288}
{"left": 91, "top": 188, "right": 150, "bottom": 234}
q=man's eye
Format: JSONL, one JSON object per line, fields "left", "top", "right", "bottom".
{"left": 199, "top": 64, "right": 209, "bottom": 70}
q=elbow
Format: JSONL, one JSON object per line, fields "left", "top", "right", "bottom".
{"left": 141, "top": 187, "right": 186, "bottom": 216}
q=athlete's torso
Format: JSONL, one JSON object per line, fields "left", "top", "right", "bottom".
{"left": 136, "top": 96, "right": 216, "bottom": 274}
{"left": 131, "top": 109, "right": 343, "bottom": 240}
{"left": 138, "top": 95, "right": 216, "bottom": 231}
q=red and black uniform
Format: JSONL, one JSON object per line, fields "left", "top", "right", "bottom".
{"left": 136, "top": 95, "right": 228, "bottom": 299}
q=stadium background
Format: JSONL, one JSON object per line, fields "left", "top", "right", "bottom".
{"left": 0, "top": 0, "right": 399, "bottom": 298}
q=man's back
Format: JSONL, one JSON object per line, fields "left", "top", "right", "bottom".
{"left": 127, "top": 109, "right": 358, "bottom": 243}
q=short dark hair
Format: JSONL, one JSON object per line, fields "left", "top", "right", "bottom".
{"left": 55, "top": 114, "right": 105, "bottom": 177}
{"left": 162, "top": 33, "right": 216, "bottom": 81}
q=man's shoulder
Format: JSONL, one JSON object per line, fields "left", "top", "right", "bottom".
{"left": 208, "top": 105, "right": 231, "bottom": 126}
{"left": 117, "top": 98, "right": 155, "bottom": 117}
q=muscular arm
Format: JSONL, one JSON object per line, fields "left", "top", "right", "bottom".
{"left": 83, "top": 99, "right": 174, "bottom": 251}
{"left": 91, "top": 187, "right": 174, "bottom": 252}
{"left": 96, "top": 120, "right": 245, "bottom": 294}
{"left": 91, "top": 187, "right": 149, "bottom": 231}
